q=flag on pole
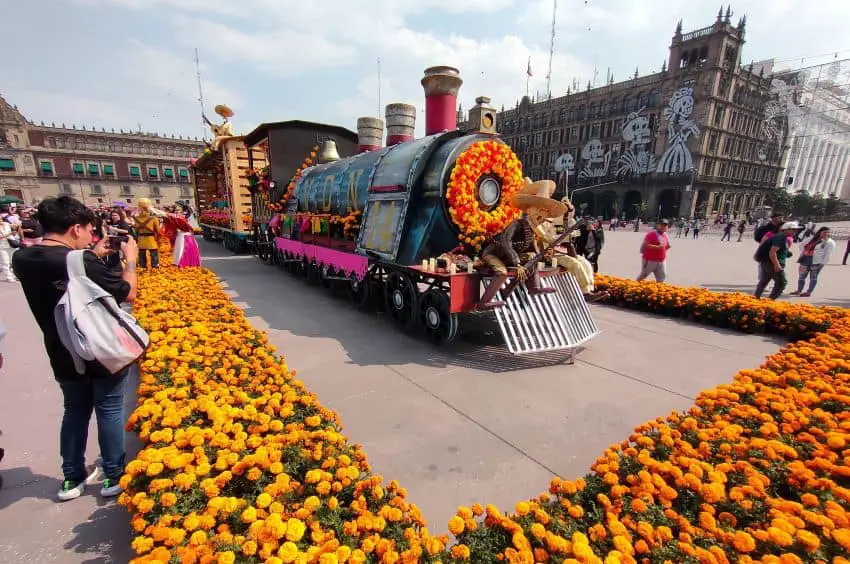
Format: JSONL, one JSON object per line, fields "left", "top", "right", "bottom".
{"left": 526, "top": 57, "right": 533, "bottom": 77}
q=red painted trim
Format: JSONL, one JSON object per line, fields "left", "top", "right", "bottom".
{"left": 368, "top": 184, "right": 403, "bottom": 193}
{"left": 425, "top": 93, "right": 457, "bottom": 135}
{"left": 357, "top": 144, "right": 381, "bottom": 154}
{"left": 386, "top": 135, "right": 413, "bottom": 146}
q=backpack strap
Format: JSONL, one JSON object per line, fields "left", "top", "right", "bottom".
{"left": 66, "top": 250, "right": 88, "bottom": 279}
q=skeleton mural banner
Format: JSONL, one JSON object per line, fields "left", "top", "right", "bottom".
{"left": 617, "top": 106, "right": 656, "bottom": 177}
{"left": 657, "top": 86, "right": 700, "bottom": 174}
{"left": 578, "top": 139, "right": 612, "bottom": 181}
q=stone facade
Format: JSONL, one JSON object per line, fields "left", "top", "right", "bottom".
{"left": 0, "top": 93, "right": 204, "bottom": 206}
{"left": 465, "top": 10, "right": 784, "bottom": 220}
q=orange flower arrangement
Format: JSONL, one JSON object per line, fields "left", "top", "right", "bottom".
{"left": 268, "top": 146, "right": 318, "bottom": 213}
{"left": 330, "top": 210, "right": 362, "bottom": 241}
{"left": 242, "top": 213, "right": 253, "bottom": 226}
{"left": 446, "top": 140, "right": 524, "bottom": 250}
{"left": 123, "top": 269, "right": 850, "bottom": 563}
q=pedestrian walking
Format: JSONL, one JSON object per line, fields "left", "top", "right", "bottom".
{"left": 11, "top": 196, "right": 140, "bottom": 502}
{"left": 736, "top": 219, "right": 746, "bottom": 242}
{"left": 0, "top": 219, "right": 17, "bottom": 282}
{"left": 637, "top": 218, "right": 672, "bottom": 282}
{"left": 692, "top": 219, "right": 701, "bottom": 239}
{"left": 790, "top": 227, "right": 836, "bottom": 297}
{"left": 683, "top": 219, "right": 691, "bottom": 238}
{"left": 753, "top": 221, "right": 799, "bottom": 300}
{"left": 675, "top": 218, "right": 685, "bottom": 238}
{"left": 721, "top": 220, "right": 733, "bottom": 242}
{"left": 843, "top": 238, "right": 850, "bottom": 265}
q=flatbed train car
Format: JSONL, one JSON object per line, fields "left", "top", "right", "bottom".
{"left": 192, "top": 134, "right": 267, "bottom": 252}
{"left": 225, "top": 66, "right": 599, "bottom": 357}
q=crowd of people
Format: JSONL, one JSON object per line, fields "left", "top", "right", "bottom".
{"left": 632, "top": 211, "right": 843, "bottom": 300}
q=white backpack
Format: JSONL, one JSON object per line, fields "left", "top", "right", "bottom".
{"left": 54, "top": 250, "right": 149, "bottom": 375}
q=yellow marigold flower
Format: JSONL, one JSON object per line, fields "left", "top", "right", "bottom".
{"left": 216, "top": 551, "right": 236, "bottom": 564}
{"left": 131, "top": 536, "right": 154, "bottom": 555}
{"left": 240, "top": 506, "right": 257, "bottom": 524}
{"left": 450, "top": 544, "right": 471, "bottom": 560}
{"left": 285, "top": 518, "right": 306, "bottom": 542}
{"left": 447, "top": 516, "right": 465, "bottom": 536}
{"left": 256, "top": 492, "right": 272, "bottom": 508}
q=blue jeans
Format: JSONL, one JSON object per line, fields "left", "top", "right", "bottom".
{"left": 58, "top": 370, "right": 128, "bottom": 482}
{"left": 139, "top": 249, "right": 159, "bottom": 268}
{"left": 797, "top": 263, "right": 824, "bottom": 294}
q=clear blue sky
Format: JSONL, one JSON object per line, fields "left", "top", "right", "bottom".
{"left": 2, "top": 0, "right": 848, "bottom": 140}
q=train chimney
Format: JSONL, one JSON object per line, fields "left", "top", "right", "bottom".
{"left": 421, "top": 66, "right": 463, "bottom": 136}
{"left": 356, "top": 117, "right": 384, "bottom": 153}
{"left": 385, "top": 103, "right": 416, "bottom": 146}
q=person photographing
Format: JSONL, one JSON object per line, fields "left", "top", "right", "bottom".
{"left": 12, "top": 196, "right": 139, "bottom": 501}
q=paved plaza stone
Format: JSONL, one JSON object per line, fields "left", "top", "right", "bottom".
{"left": 0, "top": 230, "right": 847, "bottom": 560}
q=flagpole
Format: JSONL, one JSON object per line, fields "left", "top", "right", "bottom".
{"left": 526, "top": 56, "right": 531, "bottom": 96}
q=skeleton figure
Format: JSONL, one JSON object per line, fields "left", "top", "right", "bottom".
{"left": 656, "top": 87, "right": 700, "bottom": 174}
{"left": 476, "top": 178, "right": 566, "bottom": 310}
{"left": 617, "top": 106, "right": 657, "bottom": 177}
{"left": 578, "top": 139, "right": 612, "bottom": 180}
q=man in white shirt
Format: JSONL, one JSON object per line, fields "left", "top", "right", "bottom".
{"left": 0, "top": 220, "right": 17, "bottom": 282}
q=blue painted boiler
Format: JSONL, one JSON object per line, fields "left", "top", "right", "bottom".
{"left": 289, "top": 130, "right": 510, "bottom": 266}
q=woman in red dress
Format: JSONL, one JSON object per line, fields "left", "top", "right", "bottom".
{"left": 151, "top": 208, "right": 201, "bottom": 267}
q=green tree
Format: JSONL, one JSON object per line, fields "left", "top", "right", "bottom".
{"left": 791, "top": 190, "right": 812, "bottom": 217}
{"left": 825, "top": 195, "right": 842, "bottom": 217}
{"left": 768, "top": 188, "right": 793, "bottom": 215}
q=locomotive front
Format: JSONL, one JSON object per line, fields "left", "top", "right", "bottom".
{"left": 290, "top": 66, "right": 523, "bottom": 266}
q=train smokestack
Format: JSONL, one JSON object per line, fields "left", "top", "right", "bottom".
{"left": 421, "top": 66, "right": 463, "bottom": 136}
{"left": 356, "top": 117, "right": 384, "bottom": 153}
{"left": 385, "top": 103, "right": 416, "bottom": 146}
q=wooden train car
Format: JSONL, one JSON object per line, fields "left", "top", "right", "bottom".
{"left": 243, "top": 121, "right": 359, "bottom": 262}
{"left": 193, "top": 136, "right": 267, "bottom": 252}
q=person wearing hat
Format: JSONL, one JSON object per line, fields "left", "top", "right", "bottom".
{"left": 476, "top": 178, "right": 564, "bottom": 310}
{"left": 133, "top": 198, "right": 161, "bottom": 268}
{"left": 637, "top": 218, "right": 672, "bottom": 282}
{"left": 754, "top": 220, "right": 799, "bottom": 299}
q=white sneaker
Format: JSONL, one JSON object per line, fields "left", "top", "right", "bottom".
{"left": 57, "top": 479, "right": 86, "bottom": 501}
{"left": 100, "top": 478, "right": 122, "bottom": 498}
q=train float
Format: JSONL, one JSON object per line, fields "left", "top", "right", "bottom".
{"left": 191, "top": 66, "right": 599, "bottom": 356}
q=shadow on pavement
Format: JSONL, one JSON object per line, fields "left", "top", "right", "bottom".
{"left": 0, "top": 467, "right": 62, "bottom": 510}
{"left": 203, "top": 241, "right": 580, "bottom": 372}
{"left": 64, "top": 501, "right": 133, "bottom": 564}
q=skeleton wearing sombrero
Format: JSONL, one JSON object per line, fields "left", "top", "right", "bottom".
{"left": 476, "top": 178, "right": 564, "bottom": 310}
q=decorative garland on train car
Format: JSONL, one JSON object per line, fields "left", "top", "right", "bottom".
{"left": 268, "top": 145, "right": 319, "bottom": 213}
{"left": 330, "top": 209, "right": 362, "bottom": 241}
{"left": 245, "top": 166, "right": 271, "bottom": 194}
{"left": 446, "top": 140, "right": 523, "bottom": 250}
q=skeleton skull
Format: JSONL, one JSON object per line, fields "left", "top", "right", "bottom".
{"left": 622, "top": 116, "right": 651, "bottom": 144}
{"left": 581, "top": 139, "right": 604, "bottom": 162}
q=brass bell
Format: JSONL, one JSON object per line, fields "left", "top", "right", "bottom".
{"left": 317, "top": 140, "right": 341, "bottom": 164}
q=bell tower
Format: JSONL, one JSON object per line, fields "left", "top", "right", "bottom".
{"left": 668, "top": 6, "right": 746, "bottom": 75}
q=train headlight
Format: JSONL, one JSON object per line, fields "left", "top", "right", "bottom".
{"left": 477, "top": 177, "right": 501, "bottom": 209}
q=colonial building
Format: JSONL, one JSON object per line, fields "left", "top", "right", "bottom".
{"left": 0, "top": 93, "right": 204, "bottom": 206}
{"left": 479, "top": 8, "right": 784, "bottom": 220}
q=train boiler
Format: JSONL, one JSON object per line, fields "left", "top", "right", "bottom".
{"left": 272, "top": 66, "right": 598, "bottom": 355}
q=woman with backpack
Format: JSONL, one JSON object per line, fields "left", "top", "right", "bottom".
{"left": 790, "top": 227, "right": 836, "bottom": 297}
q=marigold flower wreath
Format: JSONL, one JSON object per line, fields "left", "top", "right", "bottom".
{"left": 446, "top": 140, "right": 524, "bottom": 250}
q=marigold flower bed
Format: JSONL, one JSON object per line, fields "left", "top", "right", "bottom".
{"left": 123, "top": 268, "right": 850, "bottom": 564}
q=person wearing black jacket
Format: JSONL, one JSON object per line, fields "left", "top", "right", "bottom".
{"left": 754, "top": 213, "right": 784, "bottom": 243}
{"left": 575, "top": 219, "right": 605, "bottom": 273}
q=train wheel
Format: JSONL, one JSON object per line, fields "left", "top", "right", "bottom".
{"left": 420, "top": 289, "right": 459, "bottom": 344}
{"left": 320, "top": 264, "right": 333, "bottom": 289}
{"left": 384, "top": 271, "right": 419, "bottom": 328}
{"left": 349, "top": 274, "right": 370, "bottom": 309}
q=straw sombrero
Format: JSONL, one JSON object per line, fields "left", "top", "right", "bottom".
{"left": 511, "top": 177, "right": 567, "bottom": 218}
{"left": 214, "top": 104, "right": 234, "bottom": 119}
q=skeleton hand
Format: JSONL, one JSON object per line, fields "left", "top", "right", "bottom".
{"left": 516, "top": 265, "right": 528, "bottom": 281}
